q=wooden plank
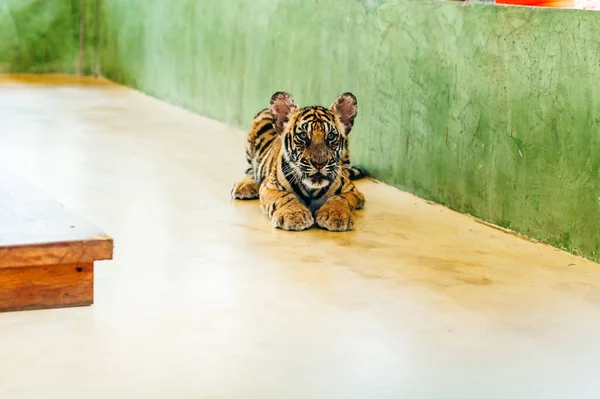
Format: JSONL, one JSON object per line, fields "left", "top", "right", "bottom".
{"left": 0, "top": 263, "right": 94, "bottom": 312}
{"left": 0, "top": 168, "right": 113, "bottom": 268}
{"left": 0, "top": 239, "right": 112, "bottom": 269}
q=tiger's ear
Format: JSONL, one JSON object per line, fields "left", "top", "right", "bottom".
{"left": 269, "top": 92, "right": 298, "bottom": 134}
{"left": 330, "top": 92, "right": 358, "bottom": 135}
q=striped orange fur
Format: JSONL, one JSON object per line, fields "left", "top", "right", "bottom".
{"left": 231, "top": 92, "right": 366, "bottom": 231}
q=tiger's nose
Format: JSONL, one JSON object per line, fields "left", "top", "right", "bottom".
{"left": 312, "top": 160, "right": 328, "bottom": 170}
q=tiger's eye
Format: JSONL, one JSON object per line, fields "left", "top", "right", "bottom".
{"left": 327, "top": 132, "right": 336, "bottom": 140}
{"left": 297, "top": 132, "right": 308, "bottom": 140}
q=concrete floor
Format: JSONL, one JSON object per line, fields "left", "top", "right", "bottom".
{"left": 1, "top": 75, "right": 600, "bottom": 399}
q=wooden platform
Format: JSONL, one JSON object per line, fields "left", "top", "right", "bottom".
{"left": 0, "top": 168, "right": 113, "bottom": 312}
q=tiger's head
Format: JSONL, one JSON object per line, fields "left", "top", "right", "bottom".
{"left": 269, "top": 91, "right": 358, "bottom": 190}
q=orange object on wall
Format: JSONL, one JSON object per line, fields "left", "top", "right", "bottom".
{"left": 496, "top": 0, "right": 600, "bottom": 8}
{"left": 496, "top": 0, "right": 574, "bottom": 6}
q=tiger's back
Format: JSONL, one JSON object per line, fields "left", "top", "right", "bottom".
{"left": 245, "top": 109, "right": 281, "bottom": 185}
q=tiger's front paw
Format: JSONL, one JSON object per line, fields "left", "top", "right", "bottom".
{"left": 272, "top": 205, "right": 314, "bottom": 231}
{"left": 316, "top": 199, "right": 354, "bottom": 232}
{"left": 231, "top": 178, "right": 259, "bottom": 200}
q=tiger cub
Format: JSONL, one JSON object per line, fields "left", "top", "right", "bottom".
{"left": 231, "top": 92, "right": 366, "bottom": 231}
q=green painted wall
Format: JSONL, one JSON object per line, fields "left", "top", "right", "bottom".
{"left": 0, "top": 0, "right": 99, "bottom": 74}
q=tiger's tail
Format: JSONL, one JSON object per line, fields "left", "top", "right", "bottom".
{"left": 344, "top": 165, "right": 367, "bottom": 181}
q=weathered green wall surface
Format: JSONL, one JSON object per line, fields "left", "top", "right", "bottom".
{"left": 0, "top": 0, "right": 99, "bottom": 74}
{"left": 99, "top": 0, "right": 600, "bottom": 261}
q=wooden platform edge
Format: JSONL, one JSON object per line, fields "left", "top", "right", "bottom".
{"left": 0, "top": 262, "right": 94, "bottom": 312}
{"left": 0, "top": 235, "right": 113, "bottom": 269}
